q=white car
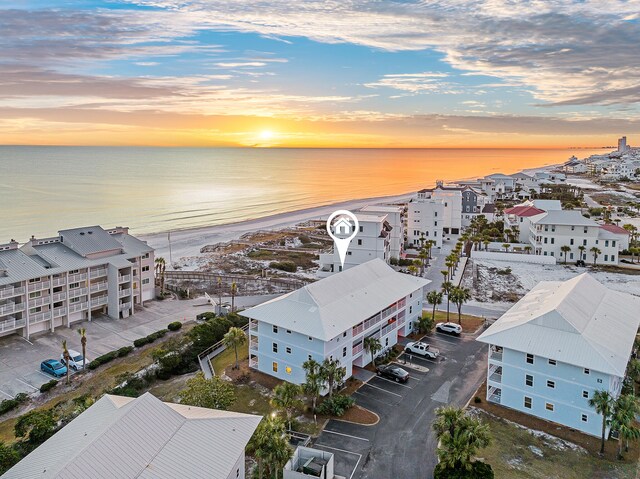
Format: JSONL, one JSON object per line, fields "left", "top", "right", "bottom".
{"left": 436, "top": 322, "right": 462, "bottom": 336}
{"left": 404, "top": 341, "right": 439, "bottom": 359}
{"left": 60, "top": 349, "right": 87, "bottom": 371}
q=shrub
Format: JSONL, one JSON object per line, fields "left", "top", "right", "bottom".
{"left": 134, "top": 329, "right": 168, "bottom": 348}
{"left": 87, "top": 350, "right": 121, "bottom": 369}
{"left": 39, "top": 380, "right": 58, "bottom": 393}
{"left": 398, "top": 258, "right": 414, "bottom": 267}
{"left": 167, "top": 321, "right": 183, "bottom": 331}
{"left": 117, "top": 346, "right": 134, "bottom": 357}
{"left": 0, "top": 393, "right": 29, "bottom": 416}
{"left": 299, "top": 235, "right": 311, "bottom": 244}
{"left": 389, "top": 257, "right": 399, "bottom": 266}
{"left": 474, "top": 396, "right": 482, "bottom": 404}
{"left": 133, "top": 337, "right": 150, "bottom": 348}
{"left": 434, "top": 461, "right": 494, "bottom": 479}
{"left": 317, "top": 395, "right": 355, "bottom": 417}
{"left": 227, "top": 312, "right": 248, "bottom": 328}
{"left": 269, "top": 261, "right": 297, "bottom": 272}
{"left": 188, "top": 317, "right": 233, "bottom": 355}
{"left": 196, "top": 311, "right": 217, "bottom": 322}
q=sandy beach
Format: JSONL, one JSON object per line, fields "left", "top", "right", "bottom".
{"left": 142, "top": 191, "right": 414, "bottom": 263}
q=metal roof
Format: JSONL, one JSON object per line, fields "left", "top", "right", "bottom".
{"left": 1, "top": 393, "right": 261, "bottom": 479}
{"left": 504, "top": 206, "right": 545, "bottom": 217}
{"left": 529, "top": 210, "right": 598, "bottom": 227}
{"left": 242, "top": 259, "right": 430, "bottom": 341}
{"left": 477, "top": 273, "right": 640, "bottom": 377}
{"left": 59, "top": 226, "right": 123, "bottom": 257}
{"left": 531, "top": 199, "right": 562, "bottom": 211}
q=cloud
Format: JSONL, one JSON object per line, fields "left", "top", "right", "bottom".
{"left": 214, "top": 62, "right": 267, "bottom": 68}
{"left": 364, "top": 72, "right": 459, "bottom": 94}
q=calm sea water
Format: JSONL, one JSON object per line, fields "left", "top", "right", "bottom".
{"left": 0, "top": 147, "right": 602, "bottom": 241}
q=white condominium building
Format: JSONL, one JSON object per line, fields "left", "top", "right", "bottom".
{"left": 359, "top": 204, "right": 405, "bottom": 260}
{"left": 407, "top": 196, "right": 445, "bottom": 249}
{"left": 243, "top": 259, "right": 430, "bottom": 387}
{"left": 416, "top": 183, "right": 463, "bottom": 235}
{"left": 0, "top": 226, "right": 154, "bottom": 339}
{"left": 317, "top": 213, "right": 391, "bottom": 277}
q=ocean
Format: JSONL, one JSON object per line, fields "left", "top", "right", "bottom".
{"left": 0, "top": 146, "right": 602, "bottom": 241}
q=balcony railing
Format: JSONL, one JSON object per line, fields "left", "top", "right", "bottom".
{"left": 91, "top": 296, "right": 108, "bottom": 307}
{"left": 118, "top": 275, "right": 131, "bottom": 283}
{"left": 119, "top": 302, "right": 131, "bottom": 311}
{"left": 118, "top": 288, "right": 131, "bottom": 298}
{"left": 52, "top": 292, "right": 66, "bottom": 302}
{"left": 90, "top": 282, "right": 108, "bottom": 293}
{"left": 0, "top": 302, "right": 24, "bottom": 316}
{"left": 0, "top": 286, "right": 25, "bottom": 300}
{"left": 53, "top": 307, "right": 67, "bottom": 318}
{"left": 0, "top": 317, "right": 26, "bottom": 333}
{"left": 28, "top": 296, "right": 51, "bottom": 308}
{"left": 68, "top": 272, "right": 88, "bottom": 283}
{"left": 489, "top": 367, "right": 502, "bottom": 384}
{"left": 352, "top": 342, "right": 364, "bottom": 355}
{"left": 249, "top": 357, "right": 259, "bottom": 368}
{"left": 352, "top": 323, "right": 365, "bottom": 336}
{"left": 488, "top": 386, "right": 502, "bottom": 404}
{"left": 489, "top": 346, "right": 503, "bottom": 362}
{"left": 90, "top": 268, "right": 108, "bottom": 279}
{"left": 69, "top": 302, "right": 88, "bottom": 313}
{"left": 29, "top": 310, "right": 52, "bottom": 324}
{"left": 52, "top": 277, "right": 66, "bottom": 287}
{"left": 27, "top": 281, "right": 50, "bottom": 293}
{"left": 69, "top": 288, "right": 88, "bottom": 299}
{"left": 249, "top": 320, "right": 258, "bottom": 331}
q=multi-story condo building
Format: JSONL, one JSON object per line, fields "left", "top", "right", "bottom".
{"left": 477, "top": 273, "right": 640, "bottom": 437}
{"left": 407, "top": 195, "right": 444, "bottom": 249}
{"left": 359, "top": 204, "right": 405, "bottom": 261}
{"left": 460, "top": 188, "right": 492, "bottom": 228}
{"left": 317, "top": 213, "right": 391, "bottom": 277}
{"left": 243, "top": 259, "right": 429, "bottom": 387}
{"left": 417, "top": 183, "right": 463, "bottom": 235}
{"left": 503, "top": 205, "right": 546, "bottom": 243}
{"left": 0, "top": 226, "right": 154, "bottom": 339}
{"left": 528, "top": 210, "right": 628, "bottom": 264}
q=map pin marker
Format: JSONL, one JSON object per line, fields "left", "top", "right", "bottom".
{"left": 326, "top": 210, "right": 359, "bottom": 270}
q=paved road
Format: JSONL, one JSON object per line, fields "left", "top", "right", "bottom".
{"left": 312, "top": 330, "right": 487, "bottom": 479}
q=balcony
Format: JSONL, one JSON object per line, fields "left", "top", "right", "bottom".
{"left": 69, "top": 302, "right": 88, "bottom": 313}
{"left": 91, "top": 296, "right": 108, "bottom": 308}
{"left": 488, "top": 386, "right": 502, "bottom": 404}
{"left": 249, "top": 320, "right": 258, "bottom": 331}
{"left": 249, "top": 357, "right": 259, "bottom": 368}
{"left": 488, "top": 365, "right": 502, "bottom": 384}
{"left": 0, "top": 302, "right": 24, "bottom": 316}
{"left": 29, "top": 310, "right": 52, "bottom": 324}
{"left": 118, "top": 275, "right": 131, "bottom": 283}
{"left": 68, "top": 288, "right": 88, "bottom": 299}
{"left": 53, "top": 307, "right": 66, "bottom": 318}
{"left": 0, "top": 286, "right": 25, "bottom": 300}
{"left": 68, "top": 272, "right": 88, "bottom": 283}
{"left": 52, "top": 277, "right": 66, "bottom": 287}
{"left": 119, "top": 302, "right": 131, "bottom": 311}
{"left": 90, "top": 282, "right": 108, "bottom": 293}
{"left": 489, "top": 346, "right": 503, "bottom": 362}
{"left": 0, "top": 317, "right": 26, "bottom": 333}
{"left": 27, "top": 281, "right": 50, "bottom": 293}
{"left": 28, "top": 296, "right": 51, "bottom": 308}
{"left": 118, "top": 288, "right": 131, "bottom": 298}
{"left": 52, "top": 292, "right": 66, "bottom": 302}
{"left": 352, "top": 323, "right": 365, "bottom": 337}
{"left": 352, "top": 342, "right": 364, "bottom": 355}
{"left": 90, "top": 267, "right": 108, "bottom": 279}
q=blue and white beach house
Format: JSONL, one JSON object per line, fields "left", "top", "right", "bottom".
{"left": 477, "top": 273, "right": 640, "bottom": 437}
{"left": 242, "top": 259, "right": 430, "bottom": 385}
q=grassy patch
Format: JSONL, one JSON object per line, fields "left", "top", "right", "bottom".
{"left": 211, "top": 342, "right": 249, "bottom": 375}
{"left": 247, "top": 249, "right": 318, "bottom": 269}
{"left": 473, "top": 408, "right": 637, "bottom": 479}
{"left": 230, "top": 384, "right": 272, "bottom": 417}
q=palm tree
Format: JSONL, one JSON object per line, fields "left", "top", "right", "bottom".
{"left": 217, "top": 276, "right": 223, "bottom": 312}
{"left": 77, "top": 327, "right": 87, "bottom": 370}
{"left": 578, "top": 245, "right": 586, "bottom": 260}
{"left": 560, "top": 245, "right": 571, "bottom": 264}
{"left": 627, "top": 358, "right": 640, "bottom": 395}
{"left": 590, "top": 246, "right": 601, "bottom": 266}
{"left": 320, "top": 358, "right": 345, "bottom": 398}
{"left": 418, "top": 249, "right": 430, "bottom": 271}
{"left": 441, "top": 281, "right": 453, "bottom": 322}
{"left": 364, "top": 336, "right": 382, "bottom": 368}
{"left": 524, "top": 245, "right": 532, "bottom": 255}
{"left": 589, "top": 389, "right": 614, "bottom": 454}
{"left": 483, "top": 239, "right": 490, "bottom": 251}
{"left": 611, "top": 395, "right": 640, "bottom": 459}
{"left": 440, "top": 270, "right": 449, "bottom": 282}
{"left": 154, "top": 257, "right": 166, "bottom": 296}
{"left": 223, "top": 327, "right": 246, "bottom": 370}
{"left": 62, "top": 340, "right": 70, "bottom": 385}
{"left": 302, "top": 359, "right": 323, "bottom": 414}
{"left": 427, "top": 290, "right": 443, "bottom": 323}
{"left": 449, "top": 286, "right": 471, "bottom": 325}
{"left": 502, "top": 243, "right": 510, "bottom": 252}
{"left": 412, "top": 259, "right": 423, "bottom": 275}
{"left": 249, "top": 416, "right": 292, "bottom": 479}
{"left": 271, "top": 382, "right": 303, "bottom": 431}
{"left": 230, "top": 281, "right": 237, "bottom": 312}
{"left": 407, "top": 265, "right": 419, "bottom": 276}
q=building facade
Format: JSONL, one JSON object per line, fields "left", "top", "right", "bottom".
{"left": 0, "top": 226, "right": 154, "bottom": 339}
{"left": 244, "top": 259, "right": 429, "bottom": 387}
{"left": 478, "top": 274, "right": 640, "bottom": 437}
{"left": 417, "top": 183, "right": 463, "bottom": 235}
{"left": 359, "top": 204, "right": 405, "bottom": 260}
{"left": 406, "top": 196, "right": 444, "bottom": 249}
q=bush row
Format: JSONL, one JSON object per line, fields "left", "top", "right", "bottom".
{"left": 0, "top": 393, "right": 28, "bottom": 416}
{"left": 39, "top": 380, "right": 58, "bottom": 393}
{"left": 317, "top": 394, "right": 355, "bottom": 417}
{"left": 167, "top": 321, "right": 183, "bottom": 331}
{"left": 133, "top": 329, "right": 168, "bottom": 348}
{"left": 87, "top": 346, "right": 134, "bottom": 370}
{"left": 269, "top": 260, "right": 297, "bottom": 272}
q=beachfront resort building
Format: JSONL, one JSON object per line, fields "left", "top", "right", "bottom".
{"left": 317, "top": 213, "right": 391, "bottom": 277}
{"left": 359, "top": 204, "right": 405, "bottom": 260}
{"left": 243, "top": 259, "right": 430, "bottom": 386}
{"left": 417, "top": 182, "right": 463, "bottom": 235}
{"left": 407, "top": 195, "right": 444, "bottom": 249}
{"left": 2, "top": 392, "right": 261, "bottom": 479}
{"left": 477, "top": 273, "right": 640, "bottom": 437}
{"left": 0, "top": 226, "right": 154, "bottom": 339}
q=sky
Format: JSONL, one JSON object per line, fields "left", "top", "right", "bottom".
{"left": 1, "top": 0, "right": 640, "bottom": 148}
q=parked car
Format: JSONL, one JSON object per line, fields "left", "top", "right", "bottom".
{"left": 60, "top": 349, "right": 87, "bottom": 371}
{"left": 376, "top": 364, "right": 409, "bottom": 383}
{"left": 40, "top": 359, "right": 68, "bottom": 378}
{"left": 405, "top": 341, "right": 439, "bottom": 359}
{"left": 436, "top": 322, "right": 462, "bottom": 336}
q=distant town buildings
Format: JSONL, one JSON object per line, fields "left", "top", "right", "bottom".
{"left": 618, "top": 135, "right": 629, "bottom": 152}
{"left": 478, "top": 273, "right": 640, "bottom": 437}
{"left": 0, "top": 226, "right": 154, "bottom": 340}
{"left": 563, "top": 137, "right": 640, "bottom": 181}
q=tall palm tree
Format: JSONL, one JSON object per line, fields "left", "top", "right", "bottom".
{"left": 302, "top": 359, "right": 323, "bottom": 414}
{"left": 560, "top": 245, "right": 571, "bottom": 264}
{"left": 427, "top": 290, "right": 443, "bottom": 323}
{"left": 418, "top": 249, "right": 430, "bottom": 271}
{"left": 248, "top": 417, "right": 291, "bottom": 479}
{"left": 483, "top": 239, "right": 490, "bottom": 251}
{"left": 62, "top": 340, "right": 70, "bottom": 385}
{"left": 611, "top": 395, "right": 640, "bottom": 459}
{"left": 223, "top": 327, "right": 246, "bottom": 370}
{"left": 449, "top": 286, "right": 471, "bottom": 325}
{"left": 364, "top": 336, "right": 382, "bottom": 368}
{"left": 271, "top": 382, "right": 303, "bottom": 431}
{"left": 230, "top": 281, "right": 238, "bottom": 312}
{"left": 524, "top": 245, "right": 532, "bottom": 255}
{"left": 154, "top": 257, "right": 166, "bottom": 296}
{"left": 502, "top": 243, "right": 510, "bottom": 252}
{"left": 589, "top": 389, "right": 614, "bottom": 454}
{"left": 578, "top": 245, "right": 586, "bottom": 260}
{"left": 627, "top": 358, "right": 640, "bottom": 396}
{"left": 320, "top": 358, "right": 345, "bottom": 398}
{"left": 217, "top": 277, "right": 223, "bottom": 312}
{"left": 441, "top": 281, "right": 453, "bottom": 322}
{"left": 590, "top": 246, "right": 601, "bottom": 266}
{"left": 77, "top": 327, "right": 87, "bottom": 370}
{"left": 407, "top": 265, "right": 419, "bottom": 276}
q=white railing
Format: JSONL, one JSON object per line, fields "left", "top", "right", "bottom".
{"left": 0, "top": 302, "right": 24, "bottom": 316}
{"left": 0, "top": 317, "right": 26, "bottom": 332}
{"left": 68, "top": 272, "right": 88, "bottom": 283}
{"left": 249, "top": 358, "right": 258, "bottom": 368}
{"left": 119, "top": 302, "right": 131, "bottom": 311}
{"left": 52, "top": 277, "right": 66, "bottom": 287}
{"left": 53, "top": 307, "right": 66, "bottom": 318}
{"left": 352, "top": 323, "right": 365, "bottom": 336}
{"left": 0, "top": 286, "right": 24, "bottom": 299}
{"left": 69, "top": 287, "right": 88, "bottom": 299}
{"left": 489, "top": 347, "right": 503, "bottom": 362}
{"left": 488, "top": 386, "right": 502, "bottom": 404}
{"left": 28, "top": 296, "right": 51, "bottom": 308}
{"left": 249, "top": 341, "right": 259, "bottom": 353}
{"left": 352, "top": 342, "right": 364, "bottom": 355}
{"left": 52, "top": 292, "right": 66, "bottom": 302}
{"left": 90, "top": 268, "right": 108, "bottom": 278}
{"left": 118, "top": 275, "right": 131, "bottom": 283}
{"left": 90, "top": 282, "right": 108, "bottom": 293}
{"left": 91, "top": 296, "right": 108, "bottom": 307}
{"left": 69, "top": 302, "right": 88, "bottom": 313}
{"left": 27, "top": 281, "right": 50, "bottom": 292}
{"left": 29, "top": 310, "right": 52, "bottom": 324}
{"left": 118, "top": 288, "right": 131, "bottom": 298}
{"left": 249, "top": 320, "right": 258, "bottom": 331}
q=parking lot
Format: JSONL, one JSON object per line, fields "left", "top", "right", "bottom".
{"left": 312, "top": 330, "right": 488, "bottom": 479}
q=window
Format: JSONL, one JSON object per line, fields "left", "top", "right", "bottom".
{"left": 545, "top": 403, "right": 554, "bottom": 412}
{"left": 584, "top": 368, "right": 590, "bottom": 375}
{"left": 584, "top": 227, "right": 588, "bottom": 234}
{"left": 359, "top": 226, "right": 363, "bottom": 232}
{"left": 605, "top": 240, "right": 609, "bottom": 247}
{"left": 142, "top": 278, "right": 150, "bottom": 285}
{"left": 526, "top": 354, "right": 534, "bottom": 364}
{"left": 525, "top": 375, "right": 533, "bottom": 387}
{"left": 272, "top": 343, "right": 278, "bottom": 353}
{"left": 581, "top": 414, "right": 588, "bottom": 422}
{"left": 604, "top": 255, "right": 608, "bottom": 262}
{"left": 308, "top": 355, "right": 312, "bottom": 361}
{"left": 286, "top": 329, "right": 291, "bottom": 334}
{"left": 272, "top": 362, "right": 278, "bottom": 372}
{"left": 142, "top": 253, "right": 150, "bottom": 259}
{"left": 29, "top": 291, "right": 41, "bottom": 299}
{"left": 550, "top": 238, "right": 555, "bottom": 244}
{"left": 582, "top": 390, "right": 589, "bottom": 399}
{"left": 273, "top": 325, "right": 278, "bottom": 334}
{"left": 547, "top": 380, "right": 555, "bottom": 389}
{"left": 285, "top": 366, "right": 292, "bottom": 374}
{"left": 142, "top": 265, "right": 150, "bottom": 272}
{"left": 357, "top": 239, "right": 362, "bottom": 246}
{"left": 69, "top": 282, "right": 80, "bottom": 289}
{"left": 597, "top": 378, "right": 603, "bottom": 383}
{"left": 343, "top": 347, "right": 347, "bottom": 357}
{"left": 286, "top": 347, "right": 291, "bottom": 354}
{"left": 570, "top": 239, "right": 574, "bottom": 245}
{"left": 308, "top": 336, "right": 313, "bottom": 341}
{"left": 548, "top": 359, "right": 556, "bottom": 366}
{"left": 544, "top": 238, "right": 548, "bottom": 244}
{"left": 29, "top": 306, "right": 42, "bottom": 314}
{"left": 524, "top": 397, "right": 532, "bottom": 409}
{"left": 612, "top": 240, "right": 616, "bottom": 247}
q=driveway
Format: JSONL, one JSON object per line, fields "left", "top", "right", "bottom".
{"left": 312, "top": 330, "right": 487, "bottom": 479}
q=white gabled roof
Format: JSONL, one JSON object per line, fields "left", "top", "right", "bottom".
{"left": 242, "top": 259, "right": 430, "bottom": 341}
{"left": 477, "top": 273, "right": 640, "bottom": 377}
{"left": 1, "top": 393, "right": 261, "bottom": 479}
{"left": 529, "top": 209, "right": 598, "bottom": 227}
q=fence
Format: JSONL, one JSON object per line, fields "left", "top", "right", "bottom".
{"left": 197, "top": 322, "right": 250, "bottom": 379}
{"left": 164, "top": 271, "right": 309, "bottom": 292}
{"left": 471, "top": 251, "right": 557, "bottom": 264}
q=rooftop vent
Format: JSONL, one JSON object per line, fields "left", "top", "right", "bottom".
{"left": 80, "top": 232, "right": 85, "bottom": 236}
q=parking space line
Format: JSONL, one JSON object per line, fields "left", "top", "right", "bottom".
{"left": 16, "top": 378, "right": 38, "bottom": 390}
{"left": 399, "top": 352, "right": 438, "bottom": 364}
{"left": 322, "top": 429, "right": 369, "bottom": 442}
{"left": 38, "top": 371, "right": 55, "bottom": 380}
{"left": 361, "top": 382, "right": 402, "bottom": 397}
{"left": 312, "top": 443, "right": 363, "bottom": 479}
{"left": 354, "top": 390, "right": 395, "bottom": 406}
{"left": 371, "top": 376, "right": 414, "bottom": 389}
{"left": 0, "top": 389, "right": 12, "bottom": 399}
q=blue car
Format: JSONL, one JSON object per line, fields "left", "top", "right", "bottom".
{"left": 40, "top": 359, "right": 67, "bottom": 378}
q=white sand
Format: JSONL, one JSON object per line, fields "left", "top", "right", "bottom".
{"left": 142, "top": 192, "right": 412, "bottom": 263}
